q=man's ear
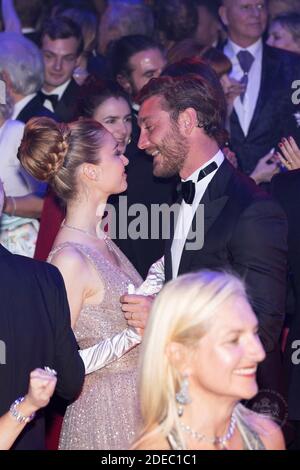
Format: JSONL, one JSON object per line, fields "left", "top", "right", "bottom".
{"left": 82, "top": 163, "right": 98, "bottom": 181}
{"left": 117, "top": 74, "right": 133, "bottom": 95}
{"left": 178, "top": 108, "right": 199, "bottom": 135}
{"left": 219, "top": 5, "right": 229, "bottom": 27}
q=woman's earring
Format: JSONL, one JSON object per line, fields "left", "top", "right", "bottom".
{"left": 127, "top": 137, "right": 132, "bottom": 145}
{"left": 175, "top": 375, "right": 191, "bottom": 417}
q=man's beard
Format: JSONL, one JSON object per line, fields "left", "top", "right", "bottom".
{"left": 152, "top": 124, "right": 189, "bottom": 178}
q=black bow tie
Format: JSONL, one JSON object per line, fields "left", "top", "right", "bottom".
{"left": 37, "top": 90, "right": 59, "bottom": 108}
{"left": 177, "top": 161, "right": 218, "bottom": 204}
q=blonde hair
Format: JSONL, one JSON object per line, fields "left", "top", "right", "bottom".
{"left": 18, "top": 117, "right": 108, "bottom": 203}
{"left": 134, "top": 270, "right": 249, "bottom": 449}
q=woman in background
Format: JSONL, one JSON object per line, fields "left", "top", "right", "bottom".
{"left": 267, "top": 13, "right": 300, "bottom": 54}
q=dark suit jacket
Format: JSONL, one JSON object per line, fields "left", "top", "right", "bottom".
{"left": 227, "top": 44, "right": 300, "bottom": 175}
{"left": 165, "top": 159, "right": 288, "bottom": 358}
{"left": 17, "top": 80, "right": 81, "bottom": 125}
{"left": 0, "top": 245, "right": 84, "bottom": 450}
{"left": 16, "top": 97, "right": 56, "bottom": 124}
{"left": 54, "top": 79, "right": 81, "bottom": 123}
{"left": 271, "top": 170, "right": 300, "bottom": 419}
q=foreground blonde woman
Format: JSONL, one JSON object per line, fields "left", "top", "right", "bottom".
{"left": 133, "top": 271, "right": 285, "bottom": 450}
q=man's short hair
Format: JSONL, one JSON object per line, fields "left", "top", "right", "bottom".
{"left": 107, "top": 34, "right": 164, "bottom": 80}
{"left": 137, "top": 74, "right": 227, "bottom": 146}
{"left": 40, "top": 16, "right": 84, "bottom": 56}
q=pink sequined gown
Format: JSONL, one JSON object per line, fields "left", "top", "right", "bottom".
{"left": 48, "top": 240, "right": 142, "bottom": 450}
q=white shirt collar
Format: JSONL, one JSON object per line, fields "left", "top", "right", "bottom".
{"left": 227, "top": 37, "right": 263, "bottom": 59}
{"left": 182, "top": 150, "right": 225, "bottom": 183}
{"left": 41, "top": 79, "right": 71, "bottom": 101}
{"left": 22, "top": 27, "right": 36, "bottom": 34}
{"left": 11, "top": 93, "right": 37, "bottom": 120}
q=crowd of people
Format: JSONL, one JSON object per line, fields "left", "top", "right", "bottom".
{"left": 0, "top": 0, "right": 300, "bottom": 451}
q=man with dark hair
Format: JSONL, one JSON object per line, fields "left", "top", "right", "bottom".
{"left": 38, "top": 16, "right": 84, "bottom": 122}
{"left": 108, "top": 34, "right": 166, "bottom": 99}
{"left": 122, "top": 74, "right": 288, "bottom": 396}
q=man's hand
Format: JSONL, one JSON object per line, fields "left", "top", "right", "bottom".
{"left": 120, "top": 294, "right": 154, "bottom": 330}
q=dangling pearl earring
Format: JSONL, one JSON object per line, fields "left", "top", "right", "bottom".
{"left": 175, "top": 374, "right": 191, "bottom": 417}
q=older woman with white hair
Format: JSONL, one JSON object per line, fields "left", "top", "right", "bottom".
{"left": 133, "top": 270, "right": 285, "bottom": 450}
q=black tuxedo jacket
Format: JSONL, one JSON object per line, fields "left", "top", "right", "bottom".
{"left": 0, "top": 245, "right": 84, "bottom": 449}
{"left": 165, "top": 159, "right": 288, "bottom": 356}
{"left": 17, "top": 80, "right": 81, "bottom": 125}
{"left": 226, "top": 44, "right": 300, "bottom": 175}
{"left": 16, "top": 97, "right": 56, "bottom": 124}
{"left": 271, "top": 170, "right": 300, "bottom": 419}
{"left": 54, "top": 79, "right": 81, "bottom": 123}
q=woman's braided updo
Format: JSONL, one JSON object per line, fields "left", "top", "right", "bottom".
{"left": 18, "top": 117, "right": 108, "bottom": 203}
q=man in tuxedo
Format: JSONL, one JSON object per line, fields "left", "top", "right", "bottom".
{"left": 218, "top": 0, "right": 300, "bottom": 175}
{"left": 38, "top": 16, "right": 83, "bottom": 123}
{"left": 271, "top": 170, "right": 300, "bottom": 448}
{"left": 122, "top": 74, "right": 288, "bottom": 393}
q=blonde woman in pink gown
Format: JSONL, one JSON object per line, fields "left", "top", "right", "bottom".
{"left": 18, "top": 116, "right": 143, "bottom": 450}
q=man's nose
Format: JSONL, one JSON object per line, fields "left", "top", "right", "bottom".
{"left": 54, "top": 58, "right": 63, "bottom": 71}
{"left": 138, "top": 129, "right": 149, "bottom": 150}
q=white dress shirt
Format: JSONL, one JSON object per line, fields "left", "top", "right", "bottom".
{"left": 224, "top": 38, "right": 263, "bottom": 136}
{"left": 41, "top": 79, "right": 71, "bottom": 112}
{"left": 171, "top": 150, "right": 224, "bottom": 279}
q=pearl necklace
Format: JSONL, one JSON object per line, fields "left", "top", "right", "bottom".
{"left": 180, "top": 412, "right": 237, "bottom": 449}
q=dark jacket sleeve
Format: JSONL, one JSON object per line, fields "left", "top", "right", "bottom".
{"left": 50, "top": 266, "right": 85, "bottom": 400}
{"left": 229, "top": 198, "right": 288, "bottom": 352}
